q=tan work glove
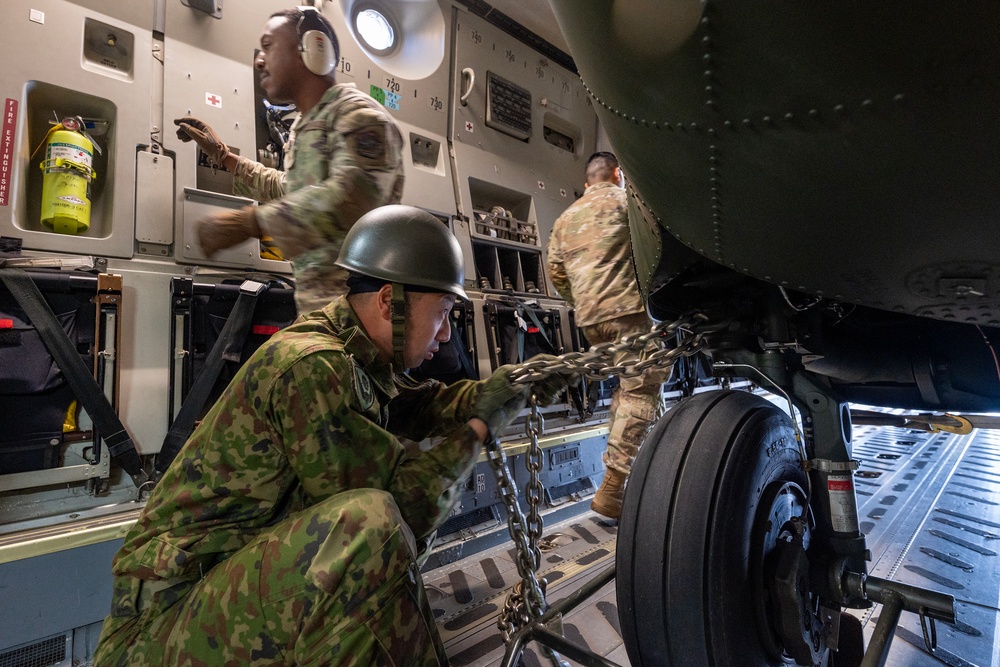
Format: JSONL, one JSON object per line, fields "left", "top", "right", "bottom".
{"left": 197, "top": 206, "right": 261, "bottom": 258}
{"left": 174, "top": 117, "right": 230, "bottom": 168}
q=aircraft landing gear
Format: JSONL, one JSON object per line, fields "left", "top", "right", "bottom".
{"left": 616, "top": 378, "right": 955, "bottom": 666}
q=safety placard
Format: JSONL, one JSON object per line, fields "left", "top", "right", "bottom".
{"left": 1, "top": 98, "right": 17, "bottom": 206}
{"left": 369, "top": 85, "right": 401, "bottom": 111}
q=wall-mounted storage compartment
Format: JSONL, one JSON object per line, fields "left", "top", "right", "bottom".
{"left": 496, "top": 246, "right": 521, "bottom": 291}
{"left": 467, "top": 177, "right": 536, "bottom": 243}
{"left": 471, "top": 208, "right": 538, "bottom": 246}
{"left": 0, "top": 3, "right": 154, "bottom": 260}
{"left": 466, "top": 177, "right": 546, "bottom": 295}
{"left": 471, "top": 239, "right": 546, "bottom": 295}
{"left": 21, "top": 81, "right": 117, "bottom": 240}
{"left": 178, "top": 187, "right": 293, "bottom": 270}
{"left": 519, "top": 250, "right": 545, "bottom": 295}
{"left": 450, "top": 9, "right": 598, "bottom": 260}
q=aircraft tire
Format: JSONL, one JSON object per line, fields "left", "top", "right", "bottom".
{"left": 617, "top": 389, "right": 817, "bottom": 666}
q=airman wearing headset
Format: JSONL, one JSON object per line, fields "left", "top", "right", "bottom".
{"left": 174, "top": 7, "right": 405, "bottom": 315}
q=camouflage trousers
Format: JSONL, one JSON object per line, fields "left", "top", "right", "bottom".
{"left": 583, "top": 312, "right": 668, "bottom": 475}
{"left": 95, "top": 489, "right": 447, "bottom": 667}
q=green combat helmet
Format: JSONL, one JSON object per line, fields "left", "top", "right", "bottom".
{"left": 336, "top": 204, "right": 468, "bottom": 369}
{"left": 336, "top": 204, "right": 467, "bottom": 298}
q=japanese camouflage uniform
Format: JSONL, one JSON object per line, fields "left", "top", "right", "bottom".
{"left": 94, "top": 297, "right": 482, "bottom": 667}
{"left": 547, "top": 181, "right": 666, "bottom": 474}
{"left": 234, "top": 83, "right": 405, "bottom": 314}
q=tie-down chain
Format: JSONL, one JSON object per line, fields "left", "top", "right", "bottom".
{"left": 485, "top": 312, "right": 709, "bottom": 645}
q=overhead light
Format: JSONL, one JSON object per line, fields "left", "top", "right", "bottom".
{"left": 354, "top": 5, "right": 397, "bottom": 56}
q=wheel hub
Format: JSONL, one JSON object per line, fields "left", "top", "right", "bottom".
{"left": 752, "top": 480, "right": 826, "bottom": 665}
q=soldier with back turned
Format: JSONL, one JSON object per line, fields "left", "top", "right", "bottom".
{"left": 547, "top": 151, "right": 667, "bottom": 520}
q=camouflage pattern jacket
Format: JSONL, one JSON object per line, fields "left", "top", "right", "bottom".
{"left": 112, "top": 297, "right": 481, "bottom": 583}
{"left": 547, "top": 181, "right": 645, "bottom": 327}
{"left": 233, "top": 83, "right": 405, "bottom": 313}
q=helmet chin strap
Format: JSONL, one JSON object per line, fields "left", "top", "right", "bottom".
{"left": 390, "top": 282, "right": 407, "bottom": 371}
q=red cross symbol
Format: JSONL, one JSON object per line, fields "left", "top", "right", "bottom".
{"left": 206, "top": 93, "right": 222, "bottom": 108}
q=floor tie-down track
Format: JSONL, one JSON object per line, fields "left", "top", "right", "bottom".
{"left": 426, "top": 409, "right": 1000, "bottom": 666}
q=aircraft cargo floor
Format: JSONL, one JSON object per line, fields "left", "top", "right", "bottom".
{"left": 426, "top": 416, "right": 1000, "bottom": 667}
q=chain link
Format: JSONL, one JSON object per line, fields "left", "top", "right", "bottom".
{"left": 490, "top": 312, "right": 709, "bottom": 645}
{"left": 486, "top": 398, "right": 548, "bottom": 642}
{"left": 524, "top": 406, "right": 545, "bottom": 569}
{"left": 508, "top": 312, "right": 709, "bottom": 383}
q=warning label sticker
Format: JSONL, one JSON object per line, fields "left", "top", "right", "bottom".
{"left": 1, "top": 98, "right": 17, "bottom": 206}
{"left": 828, "top": 474, "right": 859, "bottom": 533}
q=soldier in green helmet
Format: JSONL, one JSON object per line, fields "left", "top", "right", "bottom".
{"left": 95, "top": 205, "right": 566, "bottom": 666}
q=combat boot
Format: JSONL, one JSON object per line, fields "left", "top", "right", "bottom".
{"left": 591, "top": 468, "right": 628, "bottom": 519}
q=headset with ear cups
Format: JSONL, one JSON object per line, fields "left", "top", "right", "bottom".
{"left": 296, "top": 6, "right": 337, "bottom": 76}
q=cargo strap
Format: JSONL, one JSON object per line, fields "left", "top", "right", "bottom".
{"left": 154, "top": 279, "right": 267, "bottom": 479}
{"left": 391, "top": 282, "right": 406, "bottom": 371}
{"left": 514, "top": 302, "right": 554, "bottom": 363}
{"left": 0, "top": 268, "right": 148, "bottom": 488}
{"left": 513, "top": 302, "right": 585, "bottom": 418}
{"left": 450, "top": 319, "right": 479, "bottom": 380}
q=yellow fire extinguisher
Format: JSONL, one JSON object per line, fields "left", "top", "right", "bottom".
{"left": 35, "top": 116, "right": 99, "bottom": 235}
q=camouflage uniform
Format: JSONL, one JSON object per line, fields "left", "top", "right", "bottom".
{"left": 234, "top": 83, "right": 405, "bottom": 314}
{"left": 547, "top": 181, "right": 665, "bottom": 474}
{"left": 95, "top": 297, "right": 483, "bottom": 667}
